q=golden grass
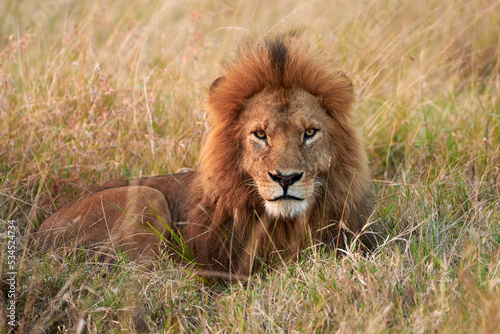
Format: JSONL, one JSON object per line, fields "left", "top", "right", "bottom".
{"left": 1, "top": 0, "right": 499, "bottom": 332}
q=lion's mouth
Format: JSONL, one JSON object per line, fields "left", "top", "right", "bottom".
{"left": 269, "top": 195, "right": 304, "bottom": 201}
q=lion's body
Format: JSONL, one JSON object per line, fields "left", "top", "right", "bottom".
{"left": 35, "top": 173, "right": 194, "bottom": 263}
{"left": 35, "top": 37, "right": 379, "bottom": 278}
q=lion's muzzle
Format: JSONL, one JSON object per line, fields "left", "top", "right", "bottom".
{"left": 268, "top": 170, "right": 303, "bottom": 196}
{"left": 259, "top": 169, "right": 313, "bottom": 218}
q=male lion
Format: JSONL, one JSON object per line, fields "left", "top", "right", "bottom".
{"left": 35, "top": 37, "right": 379, "bottom": 278}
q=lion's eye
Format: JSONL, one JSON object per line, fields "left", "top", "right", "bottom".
{"left": 253, "top": 130, "right": 267, "bottom": 140}
{"left": 304, "top": 128, "right": 318, "bottom": 139}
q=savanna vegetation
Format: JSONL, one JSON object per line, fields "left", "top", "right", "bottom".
{"left": 1, "top": 0, "right": 499, "bottom": 332}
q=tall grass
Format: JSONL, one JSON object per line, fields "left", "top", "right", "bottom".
{"left": 1, "top": 0, "right": 499, "bottom": 332}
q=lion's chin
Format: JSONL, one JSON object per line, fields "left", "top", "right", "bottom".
{"left": 264, "top": 199, "right": 309, "bottom": 219}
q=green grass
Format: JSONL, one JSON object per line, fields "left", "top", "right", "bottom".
{"left": 1, "top": 0, "right": 500, "bottom": 332}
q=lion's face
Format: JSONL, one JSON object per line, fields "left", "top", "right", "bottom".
{"left": 239, "top": 88, "right": 334, "bottom": 219}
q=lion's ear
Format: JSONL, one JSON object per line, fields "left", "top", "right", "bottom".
{"left": 334, "top": 71, "right": 353, "bottom": 89}
{"left": 209, "top": 76, "right": 225, "bottom": 96}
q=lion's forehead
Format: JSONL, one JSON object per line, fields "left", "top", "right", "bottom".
{"left": 241, "top": 88, "right": 326, "bottom": 133}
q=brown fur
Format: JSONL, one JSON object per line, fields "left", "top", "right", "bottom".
{"left": 35, "top": 37, "right": 379, "bottom": 278}
{"left": 34, "top": 173, "right": 194, "bottom": 263}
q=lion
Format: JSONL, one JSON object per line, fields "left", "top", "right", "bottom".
{"left": 35, "top": 37, "right": 379, "bottom": 278}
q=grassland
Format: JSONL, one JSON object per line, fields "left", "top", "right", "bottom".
{"left": 1, "top": 0, "right": 499, "bottom": 332}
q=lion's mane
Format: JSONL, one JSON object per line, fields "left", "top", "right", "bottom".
{"left": 183, "top": 37, "right": 377, "bottom": 276}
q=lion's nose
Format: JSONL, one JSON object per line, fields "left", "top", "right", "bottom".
{"left": 268, "top": 170, "right": 303, "bottom": 194}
